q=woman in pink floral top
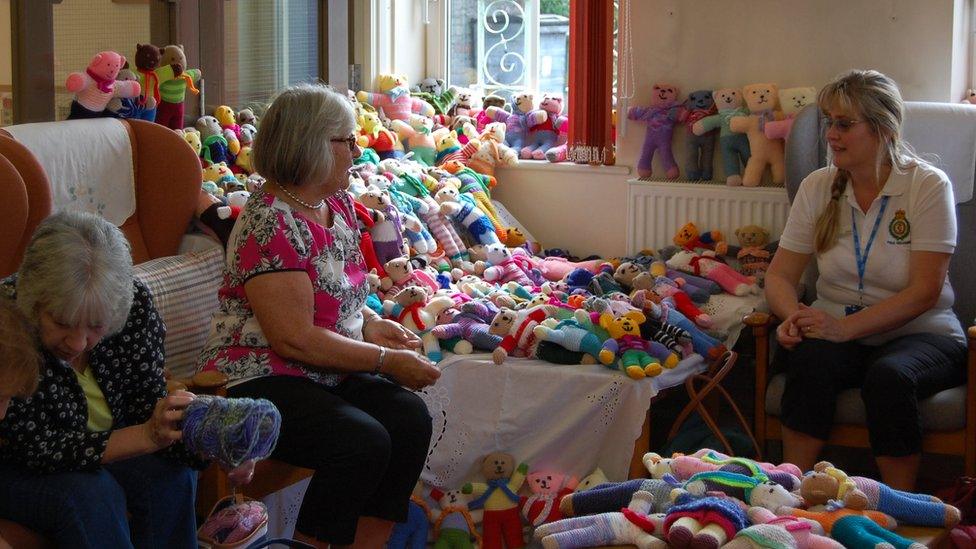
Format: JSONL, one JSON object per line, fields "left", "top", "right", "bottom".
{"left": 197, "top": 83, "right": 440, "bottom": 548}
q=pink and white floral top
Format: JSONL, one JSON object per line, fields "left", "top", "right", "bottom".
{"left": 197, "top": 189, "right": 369, "bottom": 386}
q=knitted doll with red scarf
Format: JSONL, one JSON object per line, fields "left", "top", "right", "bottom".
{"left": 382, "top": 286, "right": 454, "bottom": 362}
{"left": 666, "top": 249, "right": 759, "bottom": 296}
{"left": 519, "top": 471, "right": 577, "bottom": 527}
{"left": 66, "top": 51, "right": 140, "bottom": 119}
{"left": 490, "top": 307, "right": 549, "bottom": 364}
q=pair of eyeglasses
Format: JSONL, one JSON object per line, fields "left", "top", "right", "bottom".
{"left": 331, "top": 135, "right": 359, "bottom": 152}
{"left": 821, "top": 116, "right": 864, "bottom": 132}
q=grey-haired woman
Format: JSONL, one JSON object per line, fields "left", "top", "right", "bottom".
{"left": 0, "top": 211, "right": 202, "bottom": 548}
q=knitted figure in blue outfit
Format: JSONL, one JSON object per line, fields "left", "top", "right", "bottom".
{"left": 533, "top": 309, "right": 607, "bottom": 363}
{"left": 831, "top": 515, "right": 925, "bottom": 549}
{"left": 815, "top": 461, "right": 962, "bottom": 528}
{"left": 534, "top": 490, "right": 667, "bottom": 549}
{"left": 431, "top": 300, "right": 503, "bottom": 353}
{"left": 558, "top": 478, "right": 678, "bottom": 518}
{"left": 387, "top": 495, "right": 433, "bottom": 549}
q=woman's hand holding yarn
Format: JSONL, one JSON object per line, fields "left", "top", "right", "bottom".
{"left": 384, "top": 349, "right": 440, "bottom": 391}
{"left": 145, "top": 390, "right": 195, "bottom": 449}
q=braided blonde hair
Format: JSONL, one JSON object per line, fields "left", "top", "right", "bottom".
{"left": 813, "top": 70, "right": 920, "bottom": 252}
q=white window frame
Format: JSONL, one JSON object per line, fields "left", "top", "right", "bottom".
{"left": 426, "top": 0, "right": 543, "bottom": 97}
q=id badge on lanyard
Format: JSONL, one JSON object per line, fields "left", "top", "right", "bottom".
{"left": 848, "top": 196, "right": 889, "bottom": 315}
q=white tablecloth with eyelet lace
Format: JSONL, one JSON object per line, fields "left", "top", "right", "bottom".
{"left": 258, "top": 292, "right": 765, "bottom": 539}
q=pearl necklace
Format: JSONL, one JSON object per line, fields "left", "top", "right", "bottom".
{"left": 273, "top": 182, "right": 326, "bottom": 210}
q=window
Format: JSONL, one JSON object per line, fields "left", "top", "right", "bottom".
{"left": 222, "top": 0, "right": 320, "bottom": 110}
{"left": 52, "top": 0, "right": 152, "bottom": 121}
{"left": 440, "top": 0, "right": 569, "bottom": 103}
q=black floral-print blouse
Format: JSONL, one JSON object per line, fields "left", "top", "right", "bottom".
{"left": 0, "top": 276, "right": 205, "bottom": 473}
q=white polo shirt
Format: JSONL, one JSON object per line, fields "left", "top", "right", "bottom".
{"left": 779, "top": 162, "right": 965, "bottom": 345}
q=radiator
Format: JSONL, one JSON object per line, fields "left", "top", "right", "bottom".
{"left": 626, "top": 180, "right": 792, "bottom": 254}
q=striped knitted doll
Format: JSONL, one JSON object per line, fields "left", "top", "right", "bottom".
{"left": 490, "top": 307, "right": 548, "bottom": 365}
{"left": 434, "top": 187, "right": 501, "bottom": 247}
{"left": 65, "top": 51, "right": 141, "bottom": 119}
{"left": 463, "top": 453, "right": 528, "bottom": 549}
{"left": 431, "top": 300, "right": 503, "bottom": 354}
{"left": 559, "top": 478, "right": 678, "bottom": 518}
{"left": 156, "top": 45, "right": 201, "bottom": 130}
{"left": 813, "top": 461, "right": 962, "bottom": 528}
{"left": 534, "top": 490, "right": 667, "bottom": 549}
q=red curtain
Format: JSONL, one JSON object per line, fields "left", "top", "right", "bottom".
{"left": 568, "top": 0, "right": 614, "bottom": 165}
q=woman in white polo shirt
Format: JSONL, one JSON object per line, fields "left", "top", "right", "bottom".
{"left": 766, "top": 69, "right": 966, "bottom": 490}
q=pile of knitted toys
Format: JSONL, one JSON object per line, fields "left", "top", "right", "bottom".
{"left": 388, "top": 448, "right": 961, "bottom": 549}
{"left": 339, "top": 146, "right": 783, "bottom": 377}
{"left": 629, "top": 82, "right": 818, "bottom": 186}
{"left": 354, "top": 73, "right": 570, "bottom": 166}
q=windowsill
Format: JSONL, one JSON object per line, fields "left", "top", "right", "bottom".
{"left": 496, "top": 159, "right": 632, "bottom": 176}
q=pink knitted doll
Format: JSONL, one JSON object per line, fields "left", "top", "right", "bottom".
{"left": 522, "top": 93, "right": 566, "bottom": 160}
{"left": 666, "top": 250, "right": 760, "bottom": 296}
{"left": 482, "top": 244, "right": 536, "bottom": 287}
{"left": 66, "top": 51, "right": 140, "bottom": 119}
{"left": 356, "top": 73, "right": 435, "bottom": 122}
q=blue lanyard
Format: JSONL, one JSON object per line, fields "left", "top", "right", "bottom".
{"left": 850, "top": 195, "right": 890, "bottom": 304}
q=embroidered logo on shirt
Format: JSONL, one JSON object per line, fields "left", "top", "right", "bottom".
{"left": 888, "top": 209, "right": 910, "bottom": 241}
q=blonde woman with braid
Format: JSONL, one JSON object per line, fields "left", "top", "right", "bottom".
{"left": 765, "top": 70, "right": 965, "bottom": 490}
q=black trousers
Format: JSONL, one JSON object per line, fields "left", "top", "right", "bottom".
{"left": 780, "top": 333, "right": 965, "bottom": 457}
{"left": 228, "top": 373, "right": 433, "bottom": 544}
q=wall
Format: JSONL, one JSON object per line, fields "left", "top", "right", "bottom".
{"left": 0, "top": 0, "right": 9, "bottom": 87}
{"left": 494, "top": 0, "right": 971, "bottom": 258}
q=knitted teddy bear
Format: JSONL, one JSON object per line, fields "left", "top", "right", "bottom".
{"left": 666, "top": 249, "right": 760, "bottom": 296}
{"left": 357, "top": 73, "right": 435, "bottom": 122}
{"left": 490, "top": 306, "right": 549, "bottom": 364}
{"left": 380, "top": 257, "right": 440, "bottom": 297}
{"left": 437, "top": 164, "right": 509, "bottom": 242}
{"left": 466, "top": 123, "right": 520, "bottom": 177}
{"left": 808, "top": 461, "right": 961, "bottom": 528}
{"left": 629, "top": 83, "right": 683, "bottom": 179}
{"left": 522, "top": 93, "right": 566, "bottom": 160}
{"left": 613, "top": 262, "right": 656, "bottom": 293}
{"left": 474, "top": 94, "right": 507, "bottom": 131}
{"left": 410, "top": 77, "right": 458, "bottom": 116}
{"left": 66, "top": 51, "right": 141, "bottom": 120}
{"left": 196, "top": 115, "right": 233, "bottom": 166}
{"left": 723, "top": 506, "right": 843, "bottom": 549}
{"left": 392, "top": 171, "right": 472, "bottom": 269}
{"left": 435, "top": 187, "right": 502, "bottom": 247}
{"left": 519, "top": 471, "right": 577, "bottom": 527}
{"left": 156, "top": 44, "right": 201, "bottom": 130}
{"left": 355, "top": 186, "right": 410, "bottom": 266}
{"left": 430, "top": 487, "right": 483, "bottom": 549}
{"left": 433, "top": 128, "right": 481, "bottom": 166}
{"left": 680, "top": 89, "right": 718, "bottom": 180}
{"left": 482, "top": 244, "right": 536, "bottom": 287}
{"left": 764, "top": 86, "right": 818, "bottom": 142}
{"left": 598, "top": 311, "right": 678, "bottom": 379}
{"left": 729, "top": 82, "right": 785, "bottom": 186}
{"left": 463, "top": 452, "right": 529, "bottom": 549}
{"left": 559, "top": 478, "right": 678, "bottom": 518}
{"left": 431, "top": 300, "right": 503, "bottom": 354}
{"left": 214, "top": 105, "right": 242, "bottom": 141}
{"left": 534, "top": 490, "right": 668, "bottom": 549}
{"left": 734, "top": 224, "right": 777, "bottom": 287}
{"left": 673, "top": 222, "right": 728, "bottom": 255}
{"left": 487, "top": 92, "right": 538, "bottom": 152}
{"left": 664, "top": 494, "right": 750, "bottom": 549}
{"left": 382, "top": 285, "right": 454, "bottom": 362}
{"left": 391, "top": 114, "right": 437, "bottom": 166}
{"left": 359, "top": 111, "right": 402, "bottom": 159}
{"left": 692, "top": 88, "right": 752, "bottom": 186}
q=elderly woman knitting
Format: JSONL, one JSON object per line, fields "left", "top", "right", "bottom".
{"left": 197, "top": 83, "right": 440, "bottom": 549}
{"left": 0, "top": 211, "right": 250, "bottom": 548}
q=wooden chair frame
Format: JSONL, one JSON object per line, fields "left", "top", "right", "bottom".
{"left": 743, "top": 312, "right": 976, "bottom": 476}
